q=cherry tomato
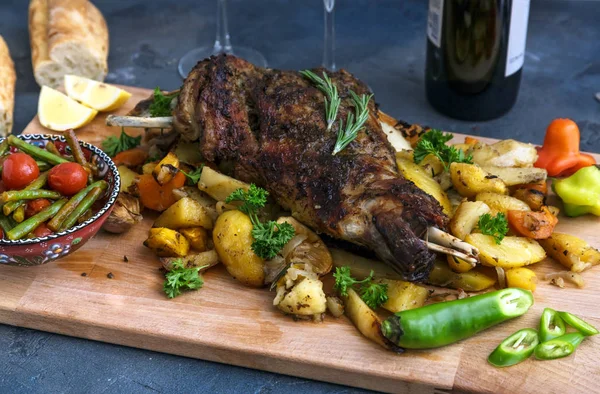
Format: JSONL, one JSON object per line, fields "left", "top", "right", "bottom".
{"left": 2, "top": 153, "right": 40, "bottom": 189}
{"left": 25, "top": 198, "right": 52, "bottom": 218}
{"left": 0, "top": 228, "right": 4, "bottom": 239}
{"left": 32, "top": 223, "right": 53, "bottom": 238}
{"left": 48, "top": 162, "right": 88, "bottom": 196}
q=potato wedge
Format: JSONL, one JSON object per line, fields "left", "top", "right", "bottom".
{"left": 144, "top": 228, "right": 190, "bottom": 257}
{"left": 475, "top": 192, "right": 530, "bottom": 215}
{"left": 153, "top": 152, "right": 180, "bottom": 185}
{"left": 160, "top": 250, "right": 220, "bottom": 271}
{"left": 427, "top": 260, "right": 497, "bottom": 291}
{"left": 505, "top": 267, "right": 537, "bottom": 292}
{"left": 378, "top": 279, "right": 429, "bottom": 313}
{"left": 179, "top": 227, "right": 209, "bottom": 251}
{"left": 480, "top": 166, "right": 547, "bottom": 186}
{"left": 153, "top": 197, "right": 213, "bottom": 230}
{"left": 465, "top": 233, "right": 546, "bottom": 269}
{"left": 450, "top": 163, "right": 507, "bottom": 198}
{"left": 142, "top": 161, "right": 157, "bottom": 175}
{"left": 471, "top": 140, "right": 538, "bottom": 168}
{"left": 277, "top": 277, "right": 327, "bottom": 316}
{"left": 449, "top": 200, "right": 491, "bottom": 240}
{"left": 539, "top": 233, "right": 600, "bottom": 272}
{"left": 345, "top": 288, "right": 392, "bottom": 350}
{"left": 198, "top": 166, "right": 250, "bottom": 202}
{"left": 397, "top": 157, "right": 452, "bottom": 215}
{"left": 447, "top": 255, "right": 474, "bottom": 273}
{"left": 117, "top": 165, "right": 138, "bottom": 193}
{"left": 330, "top": 248, "right": 402, "bottom": 281}
{"left": 213, "top": 210, "right": 265, "bottom": 287}
{"left": 172, "top": 187, "right": 218, "bottom": 222}
{"left": 379, "top": 117, "right": 412, "bottom": 151}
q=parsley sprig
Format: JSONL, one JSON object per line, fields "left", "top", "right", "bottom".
{"left": 333, "top": 266, "right": 388, "bottom": 309}
{"left": 101, "top": 128, "right": 141, "bottom": 157}
{"left": 478, "top": 213, "right": 508, "bottom": 244}
{"left": 181, "top": 165, "right": 204, "bottom": 185}
{"left": 163, "top": 259, "right": 206, "bottom": 298}
{"left": 300, "top": 70, "right": 341, "bottom": 131}
{"left": 149, "top": 87, "right": 178, "bottom": 117}
{"left": 413, "top": 129, "right": 473, "bottom": 171}
{"left": 333, "top": 91, "right": 373, "bottom": 155}
{"left": 226, "top": 185, "right": 295, "bottom": 260}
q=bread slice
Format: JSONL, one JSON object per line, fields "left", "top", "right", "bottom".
{"left": 29, "top": 0, "right": 109, "bottom": 89}
{"left": 0, "top": 36, "right": 16, "bottom": 136}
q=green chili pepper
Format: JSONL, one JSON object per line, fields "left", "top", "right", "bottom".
{"left": 555, "top": 332, "right": 586, "bottom": 349}
{"left": 539, "top": 308, "right": 566, "bottom": 342}
{"left": 558, "top": 311, "right": 599, "bottom": 336}
{"left": 488, "top": 328, "right": 539, "bottom": 368}
{"left": 534, "top": 338, "right": 575, "bottom": 360}
{"left": 381, "top": 288, "right": 534, "bottom": 349}
{"left": 553, "top": 165, "right": 600, "bottom": 217}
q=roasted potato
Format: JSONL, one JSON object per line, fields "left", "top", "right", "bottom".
{"left": 471, "top": 140, "right": 538, "bottom": 168}
{"left": 379, "top": 112, "right": 429, "bottom": 148}
{"left": 160, "top": 250, "right": 220, "bottom": 271}
{"left": 144, "top": 227, "right": 190, "bottom": 257}
{"left": 213, "top": 210, "right": 265, "bottom": 287}
{"left": 172, "top": 187, "right": 218, "bottom": 223}
{"left": 378, "top": 279, "right": 429, "bottom": 313}
{"left": 276, "top": 217, "right": 332, "bottom": 275}
{"left": 179, "top": 227, "right": 209, "bottom": 251}
{"left": 480, "top": 166, "right": 547, "bottom": 186}
{"left": 344, "top": 288, "right": 392, "bottom": 350}
{"left": 198, "top": 166, "right": 250, "bottom": 202}
{"left": 447, "top": 255, "right": 474, "bottom": 273}
{"left": 379, "top": 117, "right": 412, "bottom": 151}
{"left": 505, "top": 267, "right": 537, "bottom": 292}
{"left": 153, "top": 152, "right": 180, "bottom": 185}
{"left": 397, "top": 157, "right": 452, "bottom": 215}
{"left": 512, "top": 188, "right": 546, "bottom": 211}
{"left": 118, "top": 165, "right": 138, "bottom": 193}
{"left": 450, "top": 163, "right": 507, "bottom": 198}
{"left": 475, "top": 192, "right": 530, "bottom": 215}
{"left": 465, "top": 233, "right": 546, "bottom": 269}
{"left": 142, "top": 161, "right": 157, "bottom": 175}
{"left": 277, "top": 277, "right": 327, "bottom": 316}
{"left": 427, "top": 259, "right": 497, "bottom": 291}
{"left": 449, "top": 200, "right": 491, "bottom": 240}
{"left": 153, "top": 197, "right": 213, "bottom": 230}
{"left": 330, "top": 248, "right": 402, "bottom": 281}
{"left": 539, "top": 233, "right": 600, "bottom": 272}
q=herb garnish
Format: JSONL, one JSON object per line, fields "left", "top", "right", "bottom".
{"left": 163, "top": 259, "right": 206, "bottom": 299}
{"left": 181, "top": 165, "right": 204, "bottom": 185}
{"left": 149, "top": 87, "right": 178, "bottom": 117}
{"left": 300, "top": 70, "right": 341, "bottom": 131}
{"left": 101, "top": 128, "right": 141, "bottom": 157}
{"left": 333, "top": 266, "right": 388, "bottom": 309}
{"left": 226, "top": 185, "right": 295, "bottom": 260}
{"left": 332, "top": 91, "right": 373, "bottom": 155}
{"left": 478, "top": 213, "right": 509, "bottom": 244}
{"left": 413, "top": 129, "right": 473, "bottom": 170}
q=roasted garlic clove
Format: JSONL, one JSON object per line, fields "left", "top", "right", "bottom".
{"left": 102, "top": 193, "right": 143, "bottom": 234}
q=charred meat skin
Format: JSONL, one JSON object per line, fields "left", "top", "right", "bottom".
{"left": 174, "top": 54, "right": 447, "bottom": 281}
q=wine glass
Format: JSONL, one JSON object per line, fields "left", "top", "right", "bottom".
{"left": 178, "top": 0, "right": 267, "bottom": 78}
{"left": 322, "top": 0, "right": 336, "bottom": 71}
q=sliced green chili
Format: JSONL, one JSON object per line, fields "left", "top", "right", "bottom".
{"left": 381, "top": 288, "right": 534, "bottom": 349}
{"left": 539, "top": 308, "right": 566, "bottom": 342}
{"left": 488, "top": 328, "right": 539, "bottom": 368}
{"left": 558, "top": 311, "right": 599, "bottom": 336}
{"left": 534, "top": 338, "right": 575, "bottom": 360}
{"left": 555, "top": 332, "right": 586, "bottom": 349}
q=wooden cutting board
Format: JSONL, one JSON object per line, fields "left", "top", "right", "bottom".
{"left": 2, "top": 86, "right": 599, "bottom": 393}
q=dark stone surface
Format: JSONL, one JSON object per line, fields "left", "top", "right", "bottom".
{"left": 0, "top": 0, "right": 598, "bottom": 393}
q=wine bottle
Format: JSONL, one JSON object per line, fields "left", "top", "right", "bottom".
{"left": 425, "top": 0, "right": 530, "bottom": 121}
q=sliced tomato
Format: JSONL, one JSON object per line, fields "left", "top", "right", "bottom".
{"left": 25, "top": 198, "right": 52, "bottom": 218}
{"left": 32, "top": 223, "right": 53, "bottom": 238}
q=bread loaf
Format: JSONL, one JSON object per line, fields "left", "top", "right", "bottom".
{"left": 0, "top": 36, "right": 16, "bottom": 136}
{"left": 29, "top": 0, "right": 109, "bottom": 88}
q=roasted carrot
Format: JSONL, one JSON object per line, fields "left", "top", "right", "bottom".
{"left": 113, "top": 147, "right": 148, "bottom": 167}
{"left": 507, "top": 207, "right": 558, "bottom": 239}
{"left": 137, "top": 171, "right": 186, "bottom": 211}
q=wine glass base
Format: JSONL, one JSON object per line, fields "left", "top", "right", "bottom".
{"left": 178, "top": 46, "right": 268, "bottom": 78}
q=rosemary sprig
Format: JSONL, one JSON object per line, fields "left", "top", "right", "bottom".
{"left": 333, "top": 91, "right": 373, "bottom": 155}
{"left": 300, "top": 70, "right": 341, "bottom": 131}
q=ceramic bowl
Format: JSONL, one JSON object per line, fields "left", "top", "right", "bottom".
{"left": 0, "top": 134, "right": 120, "bottom": 266}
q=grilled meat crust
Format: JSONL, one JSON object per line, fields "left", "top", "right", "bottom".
{"left": 174, "top": 54, "right": 447, "bottom": 281}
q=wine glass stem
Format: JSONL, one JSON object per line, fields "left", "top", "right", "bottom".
{"left": 214, "top": 0, "right": 233, "bottom": 54}
{"left": 323, "top": 0, "right": 336, "bottom": 71}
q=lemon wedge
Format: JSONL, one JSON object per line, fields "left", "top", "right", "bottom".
{"left": 64, "top": 75, "right": 132, "bottom": 111}
{"left": 38, "top": 86, "right": 98, "bottom": 131}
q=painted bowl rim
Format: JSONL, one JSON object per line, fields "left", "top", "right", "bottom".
{"left": 0, "top": 134, "right": 120, "bottom": 246}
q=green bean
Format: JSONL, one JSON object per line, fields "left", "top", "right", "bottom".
{"left": 63, "top": 129, "right": 87, "bottom": 166}
{"left": 0, "top": 213, "right": 16, "bottom": 232}
{"left": 44, "top": 141, "right": 71, "bottom": 161}
{"left": 0, "top": 140, "right": 8, "bottom": 155}
{"left": 47, "top": 180, "right": 107, "bottom": 231}
{"left": 2, "top": 172, "right": 49, "bottom": 215}
{"left": 6, "top": 199, "right": 67, "bottom": 240}
{"left": 36, "top": 161, "right": 51, "bottom": 171}
{"left": 1, "top": 189, "right": 61, "bottom": 203}
{"left": 59, "top": 187, "right": 103, "bottom": 232}
{"left": 12, "top": 205, "right": 25, "bottom": 223}
{"left": 7, "top": 135, "right": 68, "bottom": 165}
